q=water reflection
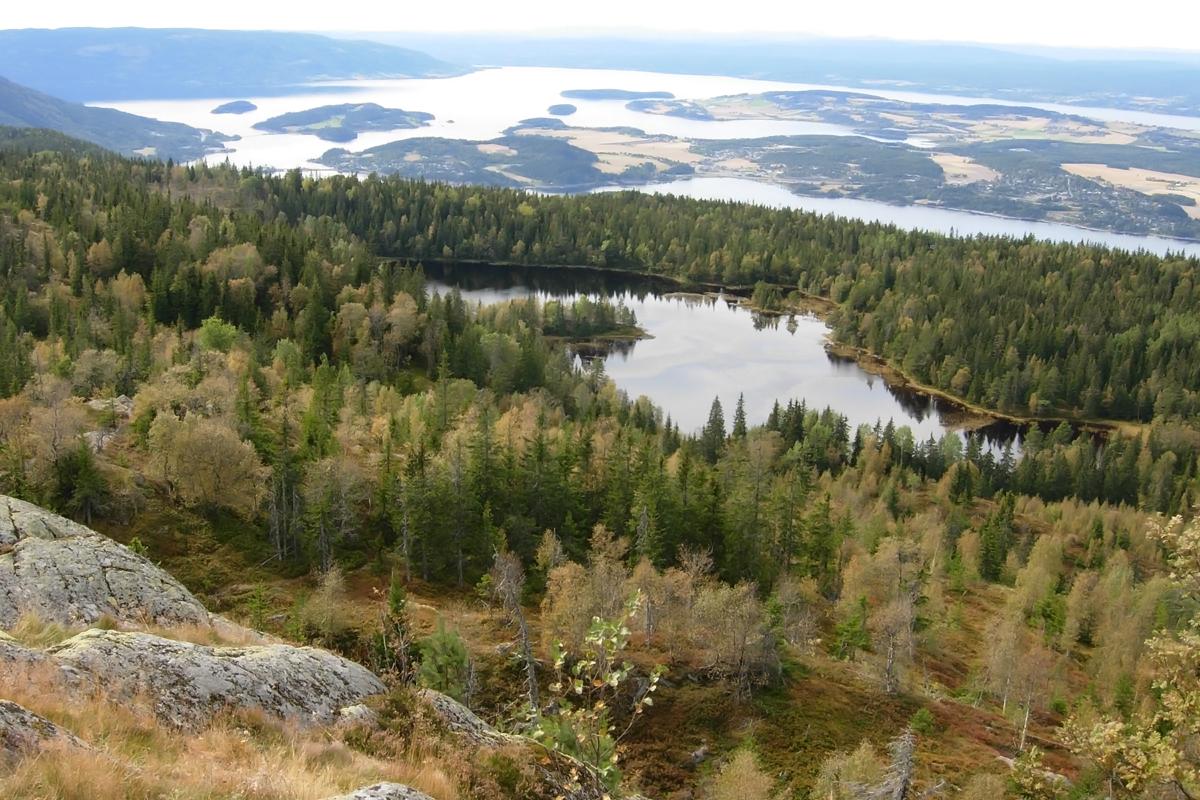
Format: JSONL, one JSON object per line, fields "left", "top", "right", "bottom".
{"left": 424, "top": 261, "right": 1041, "bottom": 449}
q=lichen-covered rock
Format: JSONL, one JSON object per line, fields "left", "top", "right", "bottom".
{"left": 416, "top": 689, "right": 652, "bottom": 800}
{"left": 0, "top": 495, "right": 212, "bottom": 629}
{"left": 0, "top": 630, "right": 88, "bottom": 689}
{"left": 417, "top": 688, "right": 512, "bottom": 747}
{"left": 0, "top": 629, "right": 47, "bottom": 666}
{"left": 0, "top": 495, "right": 94, "bottom": 546}
{"left": 337, "top": 703, "right": 381, "bottom": 729}
{"left": 326, "top": 783, "right": 436, "bottom": 800}
{"left": 48, "top": 629, "right": 385, "bottom": 728}
{"left": 0, "top": 699, "right": 89, "bottom": 762}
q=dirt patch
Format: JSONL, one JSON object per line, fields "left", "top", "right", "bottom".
{"left": 484, "top": 165, "right": 534, "bottom": 184}
{"left": 931, "top": 153, "right": 1000, "bottom": 185}
{"left": 476, "top": 143, "right": 517, "bottom": 156}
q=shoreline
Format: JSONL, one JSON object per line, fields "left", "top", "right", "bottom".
{"left": 401, "top": 256, "right": 1150, "bottom": 438}
{"left": 628, "top": 171, "right": 1200, "bottom": 250}
{"left": 822, "top": 339, "right": 1144, "bottom": 438}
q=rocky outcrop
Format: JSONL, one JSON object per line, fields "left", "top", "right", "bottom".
{"left": 416, "top": 689, "right": 640, "bottom": 800}
{"left": 85, "top": 395, "right": 133, "bottom": 418}
{"left": 0, "top": 699, "right": 89, "bottom": 762}
{"left": 83, "top": 428, "right": 119, "bottom": 453}
{"left": 337, "top": 703, "right": 381, "bottom": 729}
{"left": 326, "top": 784, "right": 436, "bottom": 800}
{"left": 0, "top": 629, "right": 48, "bottom": 667}
{"left": 48, "top": 629, "right": 385, "bottom": 728}
{"left": 417, "top": 688, "right": 512, "bottom": 747}
{"left": 0, "top": 624, "right": 89, "bottom": 689}
{"left": 0, "top": 495, "right": 212, "bottom": 629}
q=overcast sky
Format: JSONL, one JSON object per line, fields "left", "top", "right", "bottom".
{"left": 5, "top": 0, "right": 1198, "bottom": 52}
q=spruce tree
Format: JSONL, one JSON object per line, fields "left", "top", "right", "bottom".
{"left": 701, "top": 396, "right": 726, "bottom": 464}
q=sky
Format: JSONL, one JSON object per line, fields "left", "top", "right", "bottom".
{"left": 4, "top": 0, "right": 1199, "bottom": 53}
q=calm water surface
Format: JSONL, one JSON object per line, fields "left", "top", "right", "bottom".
{"left": 99, "top": 67, "right": 863, "bottom": 172}
{"left": 426, "top": 262, "right": 1015, "bottom": 445}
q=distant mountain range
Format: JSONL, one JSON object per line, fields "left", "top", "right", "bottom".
{"left": 0, "top": 28, "right": 462, "bottom": 102}
{"left": 0, "top": 77, "right": 231, "bottom": 161}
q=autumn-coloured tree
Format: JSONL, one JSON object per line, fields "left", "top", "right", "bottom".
{"left": 1065, "top": 514, "right": 1200, "bottom": 798}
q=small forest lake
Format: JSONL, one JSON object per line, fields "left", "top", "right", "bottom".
{"left": 425, "top": 262, "right": 1031, "bottom": 448}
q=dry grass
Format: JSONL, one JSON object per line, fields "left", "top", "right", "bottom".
{"left": 0, "top": 661, "right": 470, "bottom": 800}
{"left": 7, "top": 612, "right": 263, "bottom": 649}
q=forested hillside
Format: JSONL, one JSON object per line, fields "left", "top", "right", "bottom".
{"left": 1, "top": 132, "right": 1199, "bottom": 799}
{"left": 41, "top": 155, "right": 1195, "bottom": 427}
{"left": 0, "top": 78, "right": 234, "bottom": 160}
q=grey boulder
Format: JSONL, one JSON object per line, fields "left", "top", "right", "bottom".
{"left": 48, "top": 629, "right": 386, "bottom": 729}
{"left": 417, "top": 688, "right": 512, "bottom": 747}
{"left": 0, "top": 495, "right": 212, "bottom": 629}
{"left": 326, "top": 784, "right": 436, "bottom": 800}
{"left": 0, "top": 629, "right": 47, "bottom": 666}
{"left": 0, "top": 699, "right": 90, "bottom": 763}
{"left": 337, "top": 703, "right": 381, "bottom": 729}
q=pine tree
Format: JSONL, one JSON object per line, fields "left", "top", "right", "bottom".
{"left": 417, "top": 620, "right": 475, "bottom": 704}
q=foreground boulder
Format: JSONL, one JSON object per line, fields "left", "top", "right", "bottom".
{"left": 327, "top": 784, "right": 436, "bottom": 800}
{"left": 0, "top": 699, "right": 89, "bottom": 763}
{"left": 48, "top": 629, "right": 385, "bottom": 728}
{"left": 0, "top": 630, "right": 47, "bottom": 667}
{"left": 0, "top": 495, "right": 212, "bottom": 629}
{"left": 417, "top": 688, "right": 512, "bottom": 747}
{"left": 417, "top": 689, "right": 649, "bottom": 800}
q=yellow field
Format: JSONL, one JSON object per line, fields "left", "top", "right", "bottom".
{"left": 930, "top": 152, "right": 1000, "bottom": 184}
{"left": 512, "top": 124, "right": 701, "bottom": 174}
{"left": 1063, "top": 162, "right": 1200, "bottom": 218}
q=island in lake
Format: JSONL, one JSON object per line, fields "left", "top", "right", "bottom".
{"left": 319, "top": 123, "right": 692, "bottom": 190}
{"left": 316, "top": 89, "right": 1200, "bottom": 240}
{"left": 212, "top": 100, "right": 257, "bottom": 114}
{"left": 253, "top": 102, "right": 434, "bottom": 142}
{"left": 547, "top": 103, "right": 577, "bottom": 116}
{"left": 561, "top": 88, "right": 675, "bottom": 101}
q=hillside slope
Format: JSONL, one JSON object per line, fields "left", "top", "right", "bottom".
{"left": 0, "top": 28, "right": 463, "bottom": 102}
{"left": 0, "top": 77, "right": 232, "bottom": 160}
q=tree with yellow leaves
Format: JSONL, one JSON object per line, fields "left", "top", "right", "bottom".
{"left": 1064, "top": 513, "right": 1200, "bottom": 799}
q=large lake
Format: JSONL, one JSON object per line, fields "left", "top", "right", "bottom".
{"left": 98, "top": 66, "right": 1200, "bottom": 257}
{"left": 426, "top": 262, "right": 1019, "bottom": 445}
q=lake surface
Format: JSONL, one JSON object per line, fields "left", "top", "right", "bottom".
{"left": 99, "top": 66, "right": 1200, "bottom": 257}
{"left": 101, "top": 67, "right": 867, "bottom": 172}
{"left": 425, "top": 262, "right": 1018, "bottom": 446}
{"left": 595, "top": 177, "right": 1200, "bottom": 257}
